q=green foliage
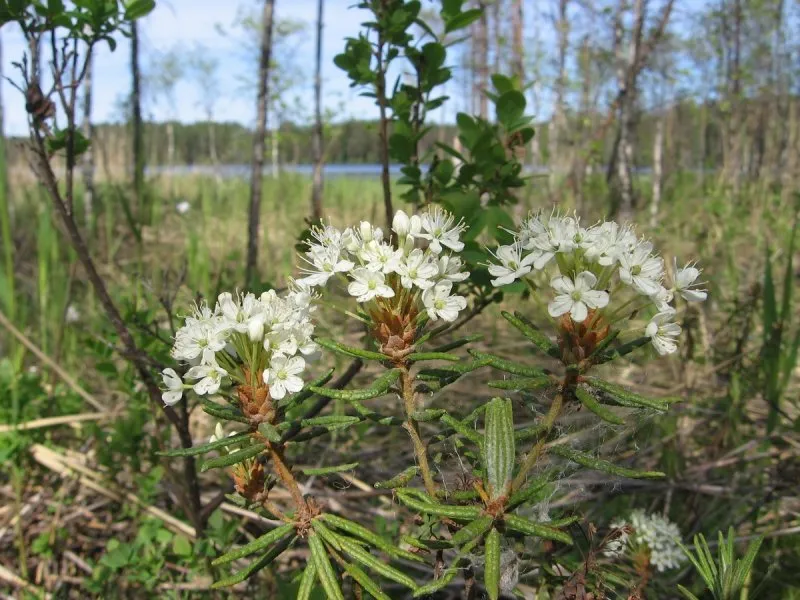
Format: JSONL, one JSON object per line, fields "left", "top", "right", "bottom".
{"left": 678, "top": 528, "right": 763, "bottom": 600}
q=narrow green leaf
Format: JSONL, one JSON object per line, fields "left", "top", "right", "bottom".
{"left": 484, "top": 528, "right": 501, "bottom": 600}
{"left": 301, "top": 415, "right": 361, "bottom": 428}
{"left": 504, "top": 514, "right": 573, "bottom": 545}
{"left": 320, "top": 513, "right": 424, "bottom": 563}
{"left": 427, "top": 333, "right": 483, "bottom": 353}
{"left": 469, "top": 349, "right": 548, "bottom": 378}
{"left": 487, "top": 376, "right": 553, "bottom": 391}
{"left": 212, "top": 523, "right": 295, "bottom": 566}
{"left": 507, "top": 475, "right": 550, "bottom": 509}
{"left": 502, "top": 311, "right": 558, "bottom": 355}
{"left": 412, "top": 408, "right": 447, "bottom": 422}
{"left": 406, "top": 352, "right": 460, "bottom": 362}
{"left": 211, "top": 535, "right": 296, "bottom": 588}
{"left": 157, "top": 432, "right": 251, "bottom": 457}
{"left": 278, "top": 368, "right": 335, "bottom": 408}
{"left": 314, "top": 337, "right": 387, "bottom": 361}
{"left": 450, "top": 516, "right": 493, "bottom": 547}
{"left": 586, "top": 329, "right": 620, "bottom": 360}
{"left": 440, "top": 413, "right": 484, "bottom": 445}
{"left": 575, "top": 385, "right": 625, "bottom": 425}
{"left": 301, "top": 463, "right": 359, "bottom": 476}
{"left": 347, "top": 399, "right": 403, "bottom": 426}
{"left": 258, "top": 423, "right": 282, "bottom": 443}
{"left": 342, "top": 561, "right": 392, "bottom": 600}
{"left": 412, "top": 535, "right": 482, "bottom": 597}
{"left": 585, "top": 377, "right": 668, "bottom": 411}
{"left": 595, "top": 336, "right": 651, "bottom": 363}
{"left": 200, "top": 443, "right": 267, "bottom": 472}
{"left": 514, "top": 423, "right": 547, "bottom": 443}
{"left": 484, "top": 398, "right": 515, "bottom": 499}
{"left": 337, "top": 536, "right": 418, "bottom": 589}
{"left": 297, "top": 559, "right": 317, "bottom": 600}
{"left": 677, "top": 584, "right": 702, "bottom": 600}
{"left": 396, "top": 491, "right": 482, "bottom": 521}
{"left": 549, "top": 445, "right": 665, "bottom": 479}
{"left": 310, "top": 369, "right": 400, "bottom": 401}
{"left": 308, "top": 532, "right": 345, "bottom": 600}
{"left": 374, "top": 466, "right": 419, "bottom": 489}
{"left": 202, "top": 403, "right": 251, "bottom": 424}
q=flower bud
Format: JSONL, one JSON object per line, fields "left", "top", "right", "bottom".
{"left": 360, "top": 221, "right": 374, "bottom": 242}
{"left": 393, "top": 210, "right": 411, "bottom": 238}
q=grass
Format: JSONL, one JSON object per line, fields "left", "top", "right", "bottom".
{"left": 0, "top": 169, "right": 798, "bottom": 597}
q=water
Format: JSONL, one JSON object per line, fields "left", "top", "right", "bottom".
{"left": 146, "top": 163, "right": 553, "bottom": 179}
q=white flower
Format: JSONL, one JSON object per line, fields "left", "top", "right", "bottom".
{"left": 422, "top": 282, "right": 467, "bottom": 322}
{"left": 184, "top": 360, "right": 228, "bottom": 395}
{"left": 218, "top": 292, "right": 267, "bottom": 341}
{"left": 298, "top": 245, "right": 354, "bottom": 287}
{"left": 487, "top": 242, "right": 536, "bottom": 286}
{"left": 619, "top": 242, "right": 664, "bottom": 296}
{"left": 360, "top": 241, "right": 402, "bottom": 274}
{"left": 646, "top": 310, "right": 681, "bottom": 355}
{"left": 522, "top": 212, "right": 578, "bottom": 269}
{"left": 436, "top": 255, "right": 470, "bottom": 283}
{"left": 176, "top": 200, "right": 190, "bottom": 214}
{"left": 267, "top": 355, "right": 305, "bottom": 400}
{"left": 65, "top": 305, "right": 81, "bottom": 323}
{"left": 649, "top": 286, "right": 674, "bottom": 312}
{"left": 161, "top": 368, "right": 184, "bottom": 406}
{"left": 674, "top": 261, "right": 708, "bottom": 302}
{"left": 209, "top": 422, "right": 226, "bottom": 444}
{"left": 628, "top": 510, "right": 684, "bottom": 572}
{"left": 347, "top": 268, "right": 395, "bottom": 302}
{"left": 548, "top": 271, "right": 609, "bottom": 323}
{"left": 171, "top": 321, "right": 228, "bottom": 364}
{"left": 603, "top": 519, "right": 630, "bottom": 558}
{"left": 392, "top": 210, "right": 421, "bottom": 239}
{"left": 396, "top": 249, "right": 438, "bottom": 289}
{"left": 418, "top": 208, "right": 466, "bottom": 254}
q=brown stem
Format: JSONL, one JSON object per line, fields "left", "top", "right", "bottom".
{"left": 399, "top": 366, "right": 437, "bottom": 496}
{"left": 511, "top": 391, "right": 564, "bottom": 492}
{"left": 268, "top": 443, "right": 309, "bottom": 516}
{"left": 26, "top": 130, "right": 206, "bottom": 534}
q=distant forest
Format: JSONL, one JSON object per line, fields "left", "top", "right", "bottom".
{"left": 7, "top": 94, "right": 795, "bottom": 179}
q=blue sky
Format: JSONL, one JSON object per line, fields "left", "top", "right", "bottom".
{"left": 0, "top": 0, "right": 385, "bottom": 135}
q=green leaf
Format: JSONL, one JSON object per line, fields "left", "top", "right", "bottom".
{"left": 342, "top": 561, "right": 392, "bottom": 600}
{"left": 212, "top": 522, "right": 295, "bottom": 566}
{"left": 450, "top": 516, "right": 493, "bottom": 547}
{"left": 211, "top": 534, "right": 296, "bottom": 588}
{"left": 595, "top": 336, "right": 651, "bottom": 363}
{"left": 426, "top": 333, "right": 483, "bottom": 353}
{"left": 200, "top": 443, "right": 267, "bottom": 473}
{"left": 314, "top": 337, "right": 387, "bottom": 361}
{"left": 444, "top": 7, "right": 482, "bottom": 33}
{"left": 412, "top": 535, "right": 482, "bottom": 597}
{"left": 396, "top": 491, "right": 482, "bottom": 521}
{"left": 406, "top": 352, "right": 460, "bottom": 362}
{"left": 310, "top": 369, "right": 400, "bottom": 401}
{"left": 484, "top": 528, "right": 501, "bottom": 600}
{"left": 584, "top": 377, "right": 668, "bottom": 411}
{"left": 491, "top": 74, "right": 514, "bottom": 94}
{"left": 336, "top": 536, "right": 418, "bottom": 589}
{"left": 157, "top": 432, "right": 251, "bottom": 457}
{"left": 172, "top": 534, "right": 192, "bottom": 557}
{"left": 124, "top": 0, "right": 154, "bottom": 20}
{"left": 574, "top": 385, "right": 625, "bottom": 425}
{"left": 496, "top": 90, "right": 526, "bottom": 127}
{"left": 483, "top": 398, "right": 514, "bottom": 499}
{"left": 487, "top": 376, "right": 553, "bottom": 391}
{"left": 504, "top": 514, "right": 573, "bottom": 545}
{"left": 374, "top": 466, "right": 419, "bottom": 489}
{"left": 308, "top": 532, "right": 345, "bottom": 600}
{"left": 677, "top": 585, "right": 702, "bottom": 600}
{"left": 297, "top": 559, "right": 317, "bottom": 600}
{"left": 258, "top": 423, "right": 282, "bottom": 443}
{"left": 301, "top": 462, "right": 359, "bottom": 476}
{"left": 411, "top": 408, "right": 447, "bottom": 422}
{"left": 469, "top": 349, "right": 549, "bottom": 378}
{"left": 440, "top": 413, "right": 483, "bottom": 445}
{"left": 501, "top": 311, "right": 559, "bottom": 356}
{"left": 548, "top": 445, "right": 665, "bottom": 479}
{"left": 301, "top": 415, "right": 361, "bottom": 429}
{"left": 320, "top": 513, "right": 424, "bottom": 563}
{"left": 202, "top": 403, "right": 251, "bottom": 424}
{"left": 279, "top": 368, "right": 335, "bottom": 408}
{"left": 507, "top": 475, "right": 551, "bottom": 510}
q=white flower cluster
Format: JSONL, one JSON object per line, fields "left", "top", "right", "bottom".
{"left": 486, "top": 212, "right": 708, "bottom": 355}
{"left": 297, "top": 208, "right": 470, "bottom": 322}
{"left": 161, "top": 289, "right": 317, "bottom": 406}
{"left": 607, "top": 510, "right": 684, "bottom": 572}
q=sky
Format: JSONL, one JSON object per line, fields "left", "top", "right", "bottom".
{"left": 0, "top": 0, "right": 382, "bottom": 136}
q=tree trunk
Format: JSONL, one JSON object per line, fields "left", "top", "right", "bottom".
{"left": 246, "top": 0, "right": 276, "bottom": 288}
{"left": 650, "top": 112, "right": 664, "bottom": 229}
{"left": 271, "top": 123, "right": 279, "bottom": 177}
{"left": 310, "top": 0, "right": 324, "bottom": 221}
{"left": 475, "top": 3, "right": 489, "bottom": 119}
{"left": 550, "top": 0, "right": 570, "bottom": 189}
{"left": 131, "top": 22, "right": 146, "bottom": 223}
{"left": 81, "top": 54, "right": 95, "bottom": 229}
{"left": 511, "top": 0, "right": 524, "bottom": 83}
